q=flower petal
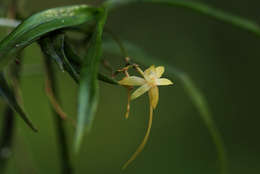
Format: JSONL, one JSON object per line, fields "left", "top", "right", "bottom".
{"left": 118, "top": 76, "right": 146, "bottom": 86}
{"left": 156, "top": 78, "right": 173, "bottom": 86}
{"left": 155, "top": 66, "right": 164, "bottom": 78}
{"left": 144, "top": 65, "right": 156, "bottom": 77}
{"left": 148, "top": 86, "right": 159, "bottom": 109}
{"left": 131, "top": 84, "right": 151, "bottom": 100}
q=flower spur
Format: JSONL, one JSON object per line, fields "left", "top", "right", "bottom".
{"left": 119, "top": 65, "right": 173, "bottom": 169}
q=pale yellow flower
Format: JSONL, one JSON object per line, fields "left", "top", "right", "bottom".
{"left": 119, "top": 65, "right": 173, "bottom": 109}
{"left": 118, "top": 65, "right": 173, "bottom": 170}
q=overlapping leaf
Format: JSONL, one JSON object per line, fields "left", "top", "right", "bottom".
{"left": 35, "top": 9, "right": 110, "bottom": 151}
{"left": 0, "top": 5, "right": 100, "bottom": 70}
{"left": 106, "top": 0, "right": 260, "bottom": 37}
{"left": 0, "top": 5, "right": 100, "bottom": 131}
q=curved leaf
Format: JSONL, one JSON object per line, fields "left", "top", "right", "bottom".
{"left": 106, "top": 0, "right": 260, "bottom": 37}
{"left": 0, "top": 73, "right": 37, "bottom": 132}
{"left": 75, "top": 9, "right": 108, "bottom": 152}
{"left": 0, "top": 5, "right": 100, "bottom": 69}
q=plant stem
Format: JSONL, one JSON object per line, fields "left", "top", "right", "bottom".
{"left": 0, "top": 56, "right": 24, "bottom": 174}
{"left": 106, "top": 0, "right": 260, "bottom": 36}
{"left": 0, "top": 1, "right": 22, "bottom": 173}
{"left": 0, "top": 107, "right": 15, "bottom": 173}
{"left": 43, "top": 57, "right": 73, "bottom": 174}
{"left": 0, "top": 59, "right": 23, "bottom": 174}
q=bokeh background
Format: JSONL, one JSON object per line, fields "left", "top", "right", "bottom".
{"left": 0, "top": 0, "right": 260, "bottom": 173}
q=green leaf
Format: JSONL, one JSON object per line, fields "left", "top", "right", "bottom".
{"left": 0, "top": 72, "right": 37, "bottom": 132}
{"left": 75, "top": 9, "right": 108, "bottom": 152}
{"left": 106, "top": 0, "right": 260, "bottom": 37}
{"left": 176, "top": 73, "right": 228, "bottom": 174}
{"left": 102, "top": 40, "right": 228, "bottom": 174}
{"left": 0, "top": 5, "right": 100, "bottom": 70}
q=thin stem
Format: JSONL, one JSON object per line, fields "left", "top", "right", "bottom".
{"left": 45, "top": 81, "right": 68, "bottom": 120}
{"left": 0, "top": 107, "right": 15, "bottom": 173}
{"left": 0, "top": 60, "right": 24, "bottom": 172}
{"left": 43, "top": 57, "right": 73, "bottom": 174}
{"left": 124, "top": 88, "right": 131, "bottom": 119}
{"left": 45, "top": 76, "right": 77, "bottom": 127}
{"left": 105, "top": 0, "right": 260, "bottom": 36}
{"left": 0, "top": 1, "right": 21, "bottom": 173}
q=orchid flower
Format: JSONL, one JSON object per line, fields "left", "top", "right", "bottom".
{"left": 119, "top": 65, "right": 173, "bottom": 108}
{"left": 118, "top": 65, "right": 173, "bottom": 169}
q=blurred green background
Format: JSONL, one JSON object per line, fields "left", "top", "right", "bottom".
{"left": 1, "top": 0, "right": 260, "bottom": 173}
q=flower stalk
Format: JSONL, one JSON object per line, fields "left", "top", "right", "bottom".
{"left": 43, "top": 57, "right": 73, "bottom": 174}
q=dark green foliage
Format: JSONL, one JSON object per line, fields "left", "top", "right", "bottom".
{"left": 75, "top": 9, "right": 108, "bottom": 151}
{"left": 0, "top": 5, "right": 99, "bottom": 69}
{"left": 2, "top": 0, "right": 259, "bottom": 173}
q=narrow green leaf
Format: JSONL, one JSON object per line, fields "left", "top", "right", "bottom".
{"left": 0, "top": 5, "right": 100, "bottom": 70}
{"left": 176, "top": 73, "right": 228, "bottom": 174}
{"left": 103, "top": 40, "right": 228, "bottom": 174}
{"left": 106, "top": 0, "right": 260, "bottom": 37}
{"left": 75, "top": 9, "right": 108, "bottom": 152}
{"left": 0, "top": 72, "right": 37, "bottom": 132}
